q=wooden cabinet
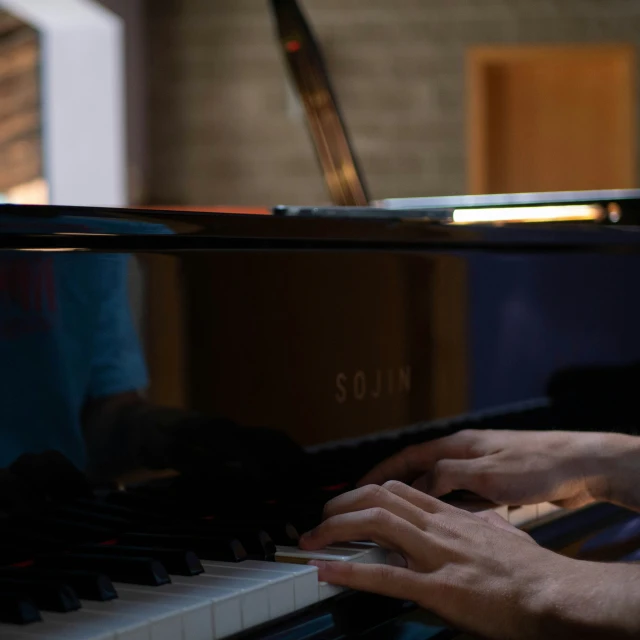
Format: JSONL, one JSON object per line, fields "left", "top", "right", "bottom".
{"left": 468, "top": 45, "right": 637, "bottom": 194}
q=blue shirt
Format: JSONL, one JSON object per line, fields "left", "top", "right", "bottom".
{"left": 0, "top": 213, "right": 168, "bottom": 470}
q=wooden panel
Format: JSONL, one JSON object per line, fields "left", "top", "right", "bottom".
{"left": 143, "top": 250, "right": 468, "bottom": 447}
{"left": 468, "top": 45, "right": 637, "bottom": 194}
{"left": 142, "top": 254, "right": 187, "bottom": 409}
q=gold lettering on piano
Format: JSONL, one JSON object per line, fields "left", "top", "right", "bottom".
{"left": 335, "top": 367, "right": 412, "bottom": 404}
{"left": 353, "top": 370, "right": 366, "bottom": 400}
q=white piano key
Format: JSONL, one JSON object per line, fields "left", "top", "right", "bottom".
{"left": 537, "top": 502, "right": 566, "bottom": 519}
{"left": 318, "top": 581, "right": 345, "bottom": 600}
{"left": 117, "top": 582, "right": 242, "bottom": 640}
{"left": 43, "top": 610, "right": 148, "bottom": 640}
{"left": 507, "top": 504, "right": 539, "bottom": 527}
{"left": 0, "top": 608, "right": 143, "bottom": 640}
{"left": 81, "top": 600, "right": 178, "bottom": 640}
{"left": 0, "top": 619, "right": 115, "bottom": 640}
{"left": 489, "top": 505, "right": 510, "bottom": 520}
{"left": 200, "top": 562, "right": 295, "bottom": 618}
{"left": 275, "top": 544, "right": 390, "bottom": 602}
{"left": 275, "top": 544, "right": 384, "bottom": 565}
{"left": 323, "top": 542, "right": 388, "bottom": 564}
{"left": 84, "top": 587, "right": 212, "bottom": 640}
{"left": 205, "top": 559, "right": 319, "bottom": 609}
{"left": 170, "top": 574, "right": 270, "bottom": 630}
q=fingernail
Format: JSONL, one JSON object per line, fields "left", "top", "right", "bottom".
{"left": 308, "top": 560, "right": 327, "bottom": 570}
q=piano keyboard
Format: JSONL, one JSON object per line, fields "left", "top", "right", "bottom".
{"left": 0, "top": 426, "right": 605, "bottom": 640}
{"left": 0, "top": 455, "right": 572, "bottom": 640}
{"left": 0, "top": 544, "right": 391, "bottom": 639}
{"left": 0, "top": 489, "right": 626, "bottom": 640}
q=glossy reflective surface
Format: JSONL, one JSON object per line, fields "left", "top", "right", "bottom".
{"left": 2, "top": 204, "right": 640, "bottom": 463}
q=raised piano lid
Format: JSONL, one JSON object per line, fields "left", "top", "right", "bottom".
{"left": 2, "top": 203, "right": 640, "bottom": 452}
{"left": 268, "top": 0, "right": 370, "bottom": 207}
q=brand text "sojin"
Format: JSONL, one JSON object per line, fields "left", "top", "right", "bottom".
{"left": 335, "top": 366, "right": 412, "bottom": 403}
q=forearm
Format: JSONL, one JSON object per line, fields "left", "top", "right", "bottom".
{"left": 532, "top": 560, "right": 640, "bottom": 639}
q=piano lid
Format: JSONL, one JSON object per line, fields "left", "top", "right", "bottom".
{"left": 2, "top": 203, "right": 640, "bottom": 253}
{"left": 268, "top": 0, "right": 370, "bottom": 206}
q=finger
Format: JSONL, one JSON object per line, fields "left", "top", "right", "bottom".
{"left": 300, "top": 508, "right": 427, "bottom": 559}
{"left": 357, "top": 431, "right": 481, "bottom": 487}
{"left": 425, "top": 457, "right": 498, "bottom": 498}
{"left": 323, "top": 484, "right": 431, "bottom": 528}
{"left": 381, "top": 479, "right": 452, "bottom": 514}
{"left": 308, "top": 559, "right": 426, "bottom": 602}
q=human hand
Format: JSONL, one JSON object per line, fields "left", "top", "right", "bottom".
{"left": 299, "top": 482, "right": 575, "bottom": 639}
{"left": 357, "top": 429, "right": 635, "bottom": 508}
{"left": 126, "top": 404, "right": 307, "bottom": 486}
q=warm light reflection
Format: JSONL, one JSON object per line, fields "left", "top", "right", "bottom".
{"left": 4, "top": 178, "right": 49, "bottom": 205}
{"left": 16, "top": 248, "right": 84, "bottom": 252}
{"left": 451, "top": 204, "right": 604, "bottom": 225}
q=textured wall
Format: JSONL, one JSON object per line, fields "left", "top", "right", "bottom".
{"left": 147, "top": 0, "right": 640, "bottom": 207}
{"left": 0, "top": 11, "right": 40, "bottom": 193}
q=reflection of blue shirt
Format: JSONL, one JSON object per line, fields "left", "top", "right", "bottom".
{"left": 0, "top": 213, "right": 170, "bottom": 470}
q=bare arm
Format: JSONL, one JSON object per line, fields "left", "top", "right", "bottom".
{"left": 358, "top": 429, "right": 640, "bottom": 512}
{"left": 301, "top": 483, "right": 640, "bottom": 640}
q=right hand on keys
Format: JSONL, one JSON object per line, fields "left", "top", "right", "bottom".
{"left": 300, "top": 483, "right": 640, "bottom": 640}
{"left": 358, "top": 429, "right": 640, "bottom": 509}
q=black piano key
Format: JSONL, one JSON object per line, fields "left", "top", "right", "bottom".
{"left": 80, "top": 544, "right": 203, "bottom": 576}
{"left": 152, "top": 520, "right": 276, "bottom": 561}
{"left": 0, "top": 568, "right": 117, "bottom": 602}
{"left": 7, "top": 518, "right": 114, "bottom": 544}
{"left": 193, "top": 525, "right": 276, "bottom": 560}
{"left": 72, "top": 498, "right": 165, "bottom": 525}
{"left": 52, "top": 505, "right": 131, "bottom": 531}
{"left": 210, "top": 518, "right": 300, "bottom": 545}
{"left": 119, "top": 532, "right": 247, "bottom": 562}
{"left": 9, "top": 450, "right": 93, "bottom": 501}
{"left": 0, "top": 577, "right": 80, "bottom": 613}
{"left": 37, "top": 554, "right": 170, "bottom": 587}
{"left": 0, "top": 591, "right": 42, "bottom": 625}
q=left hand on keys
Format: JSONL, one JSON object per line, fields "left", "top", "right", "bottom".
{"left": 299, "top": 482, "right": 613, "bottom": 640}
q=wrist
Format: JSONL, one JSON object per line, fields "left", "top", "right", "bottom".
{"left": 582, "top": 433, "right": 640, "bottom": 508}
{"left": 529, "top": 559, "right": 640, "bottom": 639}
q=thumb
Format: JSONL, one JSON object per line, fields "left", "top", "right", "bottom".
{"left": 414, "top": 458, "right": 493, "bottom": 498}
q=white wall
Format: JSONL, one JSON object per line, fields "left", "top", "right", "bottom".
{"left": 0, "top": 0, "right": 127, "bottom": 207}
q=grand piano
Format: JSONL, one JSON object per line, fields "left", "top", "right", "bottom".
{"left": 1, "top": 202, "right": 640, "bottom": 640}
{"left": 2, "top": 0, "right": 640, "bottom": 637}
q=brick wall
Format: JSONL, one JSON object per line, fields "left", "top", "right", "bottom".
{"left": 0, "top": 11, "right": 40, "bottom": 194}
{"left": 147, "top": 0, "right": 640, "bottom": 207}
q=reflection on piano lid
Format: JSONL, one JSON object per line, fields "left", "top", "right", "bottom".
{"left": 276, "top": 189, "right": 640, "bottom": 225}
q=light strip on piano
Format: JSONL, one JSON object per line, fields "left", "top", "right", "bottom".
{"left": 451, "top": 204, "right": 604, "bottom": 225}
